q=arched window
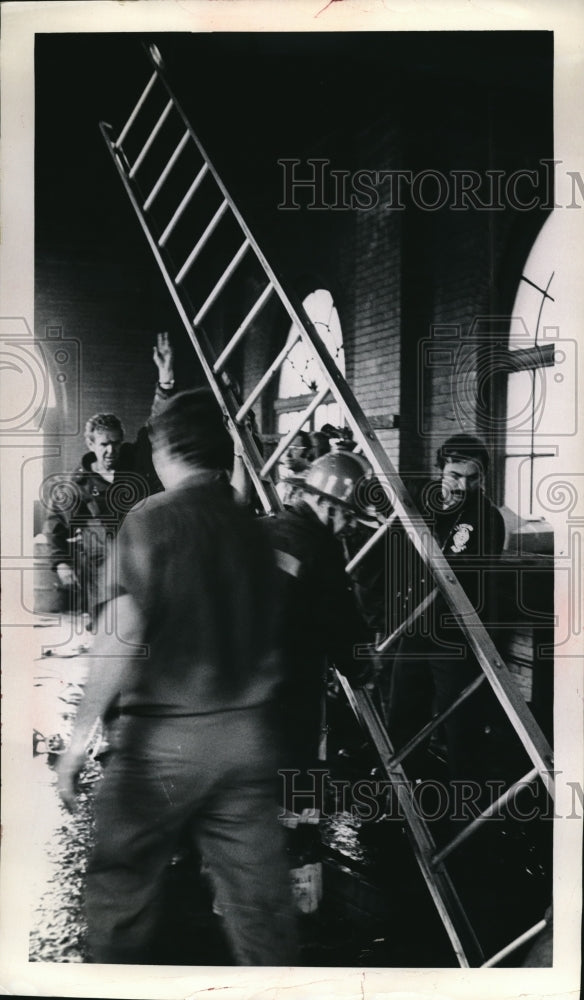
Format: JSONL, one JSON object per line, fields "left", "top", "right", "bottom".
{"left": 275, "top": 288, "right": 345, "bottom": 435}
{"left": 504, "top": 212, "right": 576, "bottom": 554}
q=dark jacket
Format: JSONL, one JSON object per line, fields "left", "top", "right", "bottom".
{"left": 403, "top": 481, "right": 506, "bottom": 636}
{"left": 43, "top": 385, "right": 173, "bottom": 577}
{"left": 261, "top": 502, "right": 372, "bottom": 684}
{"left": 259, "top": 502, "right": 372, "bottom": 766}
{"left": 432, "top": 489, "right": 505, "bottom": 559}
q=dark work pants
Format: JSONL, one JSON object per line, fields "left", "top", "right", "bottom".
{"left": 387, "top": 625, "right": 528, "bottom": 810}
{"left": 387, "top": 630, "right": 490, "bottom": 789}
{"left": 86, "top": 706, "right": 297, "bottom": 965}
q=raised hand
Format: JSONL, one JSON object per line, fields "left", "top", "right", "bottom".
{"left": 153, "top": 332, "right": 174, "bottom": 385}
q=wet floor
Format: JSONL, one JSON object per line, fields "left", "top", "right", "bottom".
{"left": 28, "top": 615, "right": 552, "bottom": 968}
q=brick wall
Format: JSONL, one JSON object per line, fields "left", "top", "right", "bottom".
{"left": 35, "top": 246, "right": 206, "bottom": 481}
{"left": 34, "top": 33, "right": 553, "bottom": 701}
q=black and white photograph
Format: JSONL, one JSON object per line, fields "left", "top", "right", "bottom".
{"left": 1, "top": 1, "right": 583, "bottom": 998}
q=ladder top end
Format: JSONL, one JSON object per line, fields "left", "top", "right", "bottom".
{"left": 149, "top": 44, "right": 164, "bottom": 68}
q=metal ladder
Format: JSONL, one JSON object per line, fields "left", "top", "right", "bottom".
{"left": 99, "top": 41, "right": 554, "bottom": 967}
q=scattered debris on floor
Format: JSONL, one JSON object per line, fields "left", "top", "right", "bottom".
{"left": 28, "top": 615, "right": 552, "bottom": 967}
{"left": 29, "top": 761, "right": 99, "bottom": 963}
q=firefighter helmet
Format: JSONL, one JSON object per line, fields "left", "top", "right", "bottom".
{"left": 302, "top": 450, "right": 393, "bottom": 519}
{"left": 302, "top": 452, "right": 368, "bottom": 510}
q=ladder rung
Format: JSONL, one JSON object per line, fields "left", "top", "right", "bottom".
{"left": 213, "top": 283, "right": 274, "bottom": 374}
{"left": 260, "top": 385, "right": 331, "bottom": 477}
{"left": 159, "top": 163, "right": 209, "bottom": 247}
{"left": 337, "top": 676, "right": 484, "bottom": 966}
{"left": 194, "top": 240, "right": 250, "bottom": 326}
{"left": 481, "top": 917, "right": 548, "bottom": 968}
{"left": 175, "top": 200, "right": 229, "bottom": 285}
{"left": 236, "top": 329, "right": 301, "bottom": 421}
{"left": 128, "top": 47, "right": 554, "bottom": 809}
{"left": 376, "top": 587, "right": 439, "bottom": 654}
{"left": 129, "top": 99, "right": 173, "bottom": 179}
{"left": 115, "top": 70, "right": 158, "bottom": 149}
{"left": 103, "top": 48, "right": 557, "bottom": 967}
{"left": 345, "top": 513, "right": 397, "bottom": 574}
{"left": 143, "top": 130, "right": 190, "bottom": 211}
{"left": 387, "top": 672, "right": 486, "bottom": 769}
{"left": 432, "top": 766, "right": 540, "bottom": 867}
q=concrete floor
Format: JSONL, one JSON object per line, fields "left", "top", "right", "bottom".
{"left": 27, "top": 614, "right": 553, "bottom": 968}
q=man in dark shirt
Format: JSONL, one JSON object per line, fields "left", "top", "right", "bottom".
{"left": 57, "top": 388, "right": 296, "bottom": 965}
{"left": 386, "top": 433, "right": 506, "bottom": 790}
{"left": 43, "top": 332, "right": 175, "bottom": 618}
{"left": 262, "top": 450, "right": 375, "bottom": 779}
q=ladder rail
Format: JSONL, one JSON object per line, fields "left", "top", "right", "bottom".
{"left": 133, "top": 44, "right": 554, "bottom": 800}
{"left": 337, "top": 673, "right": 485, "bottom": 967}
{"left": 101, "top": 44, "right": 556, "bottom": 966}
{"left": 99, "top": 120, "right": 282, "bottom": 517}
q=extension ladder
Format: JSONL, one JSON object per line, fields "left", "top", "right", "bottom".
{"left": 99, "top": 41, "right": 554, "bottom": 967}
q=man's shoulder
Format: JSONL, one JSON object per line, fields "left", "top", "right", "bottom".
{"left": 122, "top": 477, "right": 227, "bottom": 519}
{"left": 482, "top": 492, "right": 506, "bottom": 543}
{"left": 119, "top": 441, "right": 139, "bottom": 465}
{"left": 260, "top": 506, "right": 341, "bottom": 566}
{"left": 116, "top": 491, "right": 166, "bottom": 549}
{"left": 122, "top": 485, "right": 168, "bottom": 519}
{"left": 482, "top": 491, "right": 504, "bottom": 517}
{"left": 261, "top": 505, "right": 321, "bottom": 539}
{"left": 467, "top": 490, "right": 504, "bottom": 528}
